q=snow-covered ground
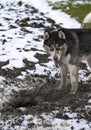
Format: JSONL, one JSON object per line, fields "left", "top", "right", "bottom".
{"left": 0, "top": 0, "right": 91, "bottom": 130}
{"left": 1, "top": 110, "right": 91, "bottom": 130}
{"left": 0, "top": 0, "right": 81, "bottom": 79}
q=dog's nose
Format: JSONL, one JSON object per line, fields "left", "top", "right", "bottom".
{"left": 53, "top": 56, "right": 58, "bottom": 61}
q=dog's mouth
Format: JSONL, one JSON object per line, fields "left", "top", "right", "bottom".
{"left": 54, "top": 58, "right": 63, "bottom": 67}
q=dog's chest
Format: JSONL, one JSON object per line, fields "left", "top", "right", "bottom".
{"left": 61, "top": 54, "right": 71, "bottom": 65}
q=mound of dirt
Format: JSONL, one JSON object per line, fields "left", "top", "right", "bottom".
{"left": 1, "top": 77, "right": 90, "bottom": 122}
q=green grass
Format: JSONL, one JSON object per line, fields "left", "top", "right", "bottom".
{"left": 49, "top": 0, "right": 91, "bottom": 25}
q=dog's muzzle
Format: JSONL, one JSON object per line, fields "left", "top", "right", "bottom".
{"left": 53, "top": 56, "right": 58, "bottom": 62}
{"left": 53, "top": 56, "right": 59, "bottom": 66}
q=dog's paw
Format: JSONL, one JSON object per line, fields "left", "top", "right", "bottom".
{"left": 69, "top": 91, "right": 76, "bottom": 95}
{"left": 56, "top": 84, "right": 65, "bottom": 92}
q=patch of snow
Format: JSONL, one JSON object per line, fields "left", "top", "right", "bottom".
{"left": 0, "top": 112, "right": 91, "bottom": 130}
{"left": 0, "top": 0, "right": 81, "bottom": 78}
{"left": 0, "top": 76, "right": 5, "bottom": 82}
{"left": 30, "top": 0, "right": 81, "bottom": 28}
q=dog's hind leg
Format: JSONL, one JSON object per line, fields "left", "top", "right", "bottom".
{"left": 57, "top": 64, "right": 68, "bottom": 90}
{"left": 83, "top": 55, "right": 91, "bottom": 82}
{"left": 68, "top": 64, "right": 78, "bottom": 94}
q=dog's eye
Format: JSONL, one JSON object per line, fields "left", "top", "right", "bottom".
{"left": 56, "top": 47, "right": 64, "bottom": 51}
{"left": 49, "top": 47, "right": 54, "bottom": 51}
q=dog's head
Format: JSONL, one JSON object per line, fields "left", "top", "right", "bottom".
{"left": 43, "top": 29, "right": 68, "bottom": 64}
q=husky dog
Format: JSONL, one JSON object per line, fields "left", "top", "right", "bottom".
{"left": 43, "top": 28, "right": 91, "bottom": 94}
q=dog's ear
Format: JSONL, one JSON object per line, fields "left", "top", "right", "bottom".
{"left": 43, "top": 31, "right": 50, "bottom": 40}
{"left": 58, "top": 30, "right": 65, "bottom": 39}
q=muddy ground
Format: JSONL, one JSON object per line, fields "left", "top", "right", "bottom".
{"left": 0, "top": 60, "right": 91, "bottom": 123}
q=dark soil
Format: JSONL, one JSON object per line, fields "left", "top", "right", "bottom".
{"left": 1, "top": 76, "right": 91, "bottom": 122}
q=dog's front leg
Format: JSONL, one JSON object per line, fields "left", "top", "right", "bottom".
{"left": 57, "top": 64, "right": 68, "bottom": 90}
{"left": 68, "top": 64, "right": 78, "bottom": 94}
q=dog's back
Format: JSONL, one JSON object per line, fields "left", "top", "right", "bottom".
{"left": 60, "top": 28, "right": 91, "bottom": 55}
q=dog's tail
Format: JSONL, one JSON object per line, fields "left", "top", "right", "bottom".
{"left": 82, "top": 12, "right": 91, "bottom": 28}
